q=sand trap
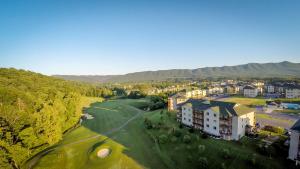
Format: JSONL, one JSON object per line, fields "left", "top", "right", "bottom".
{"left": 97, "top": 148, "right": 110, "bottom": 158}
{"left": 82, "top": 113, "right": 94, "bottom": 120}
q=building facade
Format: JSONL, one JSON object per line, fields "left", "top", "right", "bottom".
{"left": 288, "top": 119, "right": 300, "bottom": 164}
{"left": 243, "top": 85, "right": 258, "bottom": 98}
{"left": 286, "top": 88, "right": 300, "bottom": 98}
{"left": 177, "top": 99, "right": 255, "bottom": 140}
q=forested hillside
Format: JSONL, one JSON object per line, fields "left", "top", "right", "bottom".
{"left": 54, "top": 61, "right": 300, "bottom": 83}
{"left": 0, "top": 68, "right": 106, "bottom": 169}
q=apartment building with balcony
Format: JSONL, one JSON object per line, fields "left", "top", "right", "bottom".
{"left": 177, "top": 99, "right": 255, "bottom": 140}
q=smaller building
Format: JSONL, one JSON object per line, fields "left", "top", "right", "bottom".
{"left": 243, "top": 85, "right": 258, "bottom": 98}
{"left": 168, "top": 94, "right": 188, "bottom": 111}
{"left": 286, "top": 86, "right": 300, "bottom": 98}
{"left": 288, "top": 119, "right": 300, "bottom": 164}
{"left": 265, "top": 84, "right": 275, "bottom": 93}
{"left": 224, "top": 85, "right": 238, "bottom": 94}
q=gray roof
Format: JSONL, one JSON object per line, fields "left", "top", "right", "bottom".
{"left": 243, "top": 85, "right": 256, "bottom": 90}
{"left": 177, "top": 99, "right": 254, "bottom": 117}
{"left": 291, "top": 119, "right": 300, "bottom": 132}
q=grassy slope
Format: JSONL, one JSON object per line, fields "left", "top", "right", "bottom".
{"left": 25, "top": 98, "right": 167, "bottom": 169}
{"left": 144, "top": 110, "right": 288, "bottom": 169}
{"left": 26, "top": 98, "right": 288, "bottom": 169}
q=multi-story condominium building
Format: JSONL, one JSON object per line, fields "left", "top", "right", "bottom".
{"left": 223, "top": 85, "right": 238, "bottom": 94}
{"left": 168, "top": 94, "right": 188, "bottom": 111}
{"left": 168, "top": 89, "right": 207, "bottom": 111}
{"left": 177, "top": 99, "right": 255, "bottom": 140}
{"left": 206, "top": 86, "right": 224, "bottom": 95}
{"left": 286, "top": 86, "right": 300, "bottom": 98}
{"left": 243, "top": 85, "right": 259, "bottom": 98}
{"left": 288, "top": 119, "right": 300, "bottom": 164}
{"left": 265, "top": 84, "right": 275, "bottom": 93}
{"left": 185, "top": 89, "right": 207, "bottom": 98}
{"left": 252, "top": 81, "right": 264, "bottom": 88}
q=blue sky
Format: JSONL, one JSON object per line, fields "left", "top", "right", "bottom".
{"left": 0, "top": 0, "right": 300, "bottom": 75}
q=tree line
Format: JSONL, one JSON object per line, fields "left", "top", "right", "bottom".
{"left": 0, "top": 68, "right": 113, "bottom": 169}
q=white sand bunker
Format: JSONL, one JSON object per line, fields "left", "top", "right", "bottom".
{"left": 82, "top": 113, "right": 94, "bottom": 120}
{"left": 97, "top": 148, "right": 110, "bottom": 158}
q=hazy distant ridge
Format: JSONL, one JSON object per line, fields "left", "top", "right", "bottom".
{"left": 53, "top": 61, "right": 300, "bottom": 83}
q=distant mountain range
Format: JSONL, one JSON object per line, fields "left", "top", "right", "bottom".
{"left": 53, "top": 61, "right": 300, "bottom": 83}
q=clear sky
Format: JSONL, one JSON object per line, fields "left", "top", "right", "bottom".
{"left": 0, "top": 0, "right": 300, "bottom": 75}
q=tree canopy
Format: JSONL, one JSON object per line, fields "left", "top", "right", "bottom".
{"left": 0, "top": 68, "right": 105, "bottom": 169}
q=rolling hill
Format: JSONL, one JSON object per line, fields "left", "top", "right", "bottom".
{"left": 53, "top": 61, "right": 300, "bottom": 83}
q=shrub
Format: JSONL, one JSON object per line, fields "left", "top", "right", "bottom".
{"left": 160, "top": 110, "right": 164, "bottom": 115}
{"left": 221, "top": 163, "right": 227, "bottom": 169}
{"left": 173, "top": 129, "right": 182, "bottom": 137}
{"left": 144, "top": 118, "right": 152, "bottom": 129}
{"left": 179, "top": 123, "right": 183, "bottom": 128}
{"left": 263, "top": 125, "right": 284, "bottom": 134}
{"left": 166, "top": 111, "right": 171, "bottom": 117}
{"left": 188, "top": 128, "right": 194, "bottom": 133}
{"left": 183, "top": 135, "right": 191, "bottom": 143}
{"left": 250, "top": 153, "right": 257, "bottom": 166}
{"left": 170, "top": 136, "right": 177, "bottom": 143}
{"left": 198, "top": 144, "right": 206, "bottom": 153}
{"left": 187, "top": 155, "right": 193, "bottom": 162}
{"left": 221, "top": 149, "right": 232, "bottom": 159}
{"left": 186, "top": 145, "right": 192, "bottom": 150}
{"left": 197, "top": 157, "right": 208, "bottom": 169}
{"left": 159, "top": 134, "right": 168, "bottom": 144}
{"left": 201, "top": 133, "right": 208, "bottom": 139}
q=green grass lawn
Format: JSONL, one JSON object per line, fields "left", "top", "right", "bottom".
{"left": 273, "top": 109, "right": 300, "bottom": 115}
{"left": 222, "top": 96, "right": 266, "bottom": 106}
{"left": 25, "top": 98, "right": 291, "bottom": 169}
{"left": 256, "top": 113, "right": 294, "bottom": 125}
{"left": 143, "top": 110, "right": 290, "bottom": 169}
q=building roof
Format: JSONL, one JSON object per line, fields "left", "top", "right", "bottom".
{"left": 291, "top": 119, "right": 300, "bottom": 132}
{"left": 243, "top": 85, "right": 256, "bottom": 90}
{"left": 177, "top": 98, "right": 254, "bottom": 117}
{"left": 284, "top": 84, "right": 300, "bottom": 89}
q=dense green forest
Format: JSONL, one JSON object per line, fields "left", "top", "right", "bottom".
{"left": 0, "top": 68, "right": 109, "bottom": 169}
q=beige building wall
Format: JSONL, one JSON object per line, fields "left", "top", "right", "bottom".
{"left": 231, "top": 112, "right": 255, "bottom": 140}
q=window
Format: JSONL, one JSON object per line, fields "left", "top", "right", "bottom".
{"left": 184, "top": 118, "right": 186, "bottom": 120}
{"left": 206, "top": 112, "right": 209, "bottom": 115}
{"left": 213, "top": 120, "right": 216, "bottom": 123}
{"left": 206, "top": 124, "right": 209, "bottom": 128}
{"left": 213, "top": 126, "right": 216, "bottom": 130}
{"left": 188, "top": 119, "right": 191, "bottom": 122}
{"left": 183, "top": 107, "right": 186, "bottom": 110}
{"left": 206, "top": 118, "right": 209, "bottom": 121}
{"left": 214, "top": 113, "right": 216, "bottom": 117}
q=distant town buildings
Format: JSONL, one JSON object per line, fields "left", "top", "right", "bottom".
{"left": 286, "top": 85, "right": 300, "bottom": 98}
{"left": 243, "top": 85, "right": 259, "bottom": 98}
{"left": 167, "top": 89, "right": 207, "bottom": 111}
